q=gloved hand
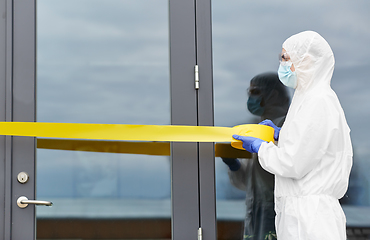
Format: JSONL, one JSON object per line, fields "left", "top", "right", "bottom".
{"left": 232, "top": 135, "right": 266, "bottom": 153}
{"left": 259, "top": 119, "right": 280, "bottom": 141}
{"left": 221, "top": 158, "right": 241, "bottom": 171}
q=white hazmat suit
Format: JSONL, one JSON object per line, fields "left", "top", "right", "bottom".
{"left": 258, "top": 31, "right": 353, "bottom": 240}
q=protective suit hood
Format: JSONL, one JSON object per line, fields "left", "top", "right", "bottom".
{"left": 283, "top": 31, "right": 335, "bottom": 92}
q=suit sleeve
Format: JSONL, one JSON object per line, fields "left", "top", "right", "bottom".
{"left": 258, "top": 98, "right": 335, "bottom": 179}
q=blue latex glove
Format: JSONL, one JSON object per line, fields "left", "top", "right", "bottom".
{"left": 232, "top": 135, "right": 266, "bottom": 153}
{"left": 221, "top": 158, "right": 241, "bottom": 171}
{"left": 259, "top": 119, "right": 280, "bottom": 141}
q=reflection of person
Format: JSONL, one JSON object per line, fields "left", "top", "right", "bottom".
{"left": 222, "top": 72, "right": 290, "bottom": 240}
{"left": 233, "top": 31, "right": 353, "bottom": 240}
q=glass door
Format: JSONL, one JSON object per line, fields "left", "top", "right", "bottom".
{"left": 3, "top": 0, "right": 215, "bottom": 238}
{"left": 35, "top": 0, "right": 171, "bottom": 239}
{"left": 4, "top": 0, "right": 216, "bottom": 238}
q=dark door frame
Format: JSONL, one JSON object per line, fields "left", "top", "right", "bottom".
{"left": 0, "top": 0, "right": 37, "bottom": 239}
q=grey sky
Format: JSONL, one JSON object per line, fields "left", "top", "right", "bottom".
{"left": 36, "top": 0, "right": 370, "bottom": 205}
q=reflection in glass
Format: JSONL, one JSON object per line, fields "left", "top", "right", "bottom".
{"left": 218, "top": 73, "right": 289, "bottom": 239}
{"left": 212, "top": 1, "right": 370, "bottom": 239}
{"left": 36, "top": 0, "right": 170, "bottom": 239}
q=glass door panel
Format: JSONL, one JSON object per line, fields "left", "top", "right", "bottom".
{"left": 212, "top": 1, "right": 370, "bottom": 239}
{"left": 36, "top": 0, "right": 170, "bottom": 239}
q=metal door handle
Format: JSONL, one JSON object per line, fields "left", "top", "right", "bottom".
{"left": 17, "top": 196, "right": 53, "bottom": 208}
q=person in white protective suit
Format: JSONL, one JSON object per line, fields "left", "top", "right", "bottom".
{"left": 233, "top": 30, "right": 353, "bottom": 240}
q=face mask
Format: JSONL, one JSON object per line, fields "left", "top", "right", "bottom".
{"left": 247, "top": 96, "right": 265, "bottom": 116}
{"left": 278, "top": 61, "right": 298, "bottom": 89}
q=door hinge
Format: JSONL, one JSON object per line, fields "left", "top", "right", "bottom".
{"left": 195, "top": 65, "right": 199, "bottom": 89}
{"left": 198, "top": 227, "right": 202, "bottom": 240}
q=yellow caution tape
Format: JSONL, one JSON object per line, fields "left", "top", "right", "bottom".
{"left": 0, "top": 122, "right": 274, "bottom": 150}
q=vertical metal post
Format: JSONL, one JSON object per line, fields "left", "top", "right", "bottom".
{"left": 0, "top": 0, "right": 14, "bottom": 239}
{"left": 0, "top": 0, "right": 5, "bottom": 237}
{"left": 195, "top": 0, "right": 217, "bottom": 239}
{"left": 169, "top": 0, "right": 200, "bottom": 239}
{"left": 10, "top": 0, "right": 37, "bottom": 239}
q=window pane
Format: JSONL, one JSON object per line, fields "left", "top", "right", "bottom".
{"left": 212, "top": 1, "right": 370, "bottom": 239}
{"left": 36, "top": 0, "right": 170, "bottom": 239}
